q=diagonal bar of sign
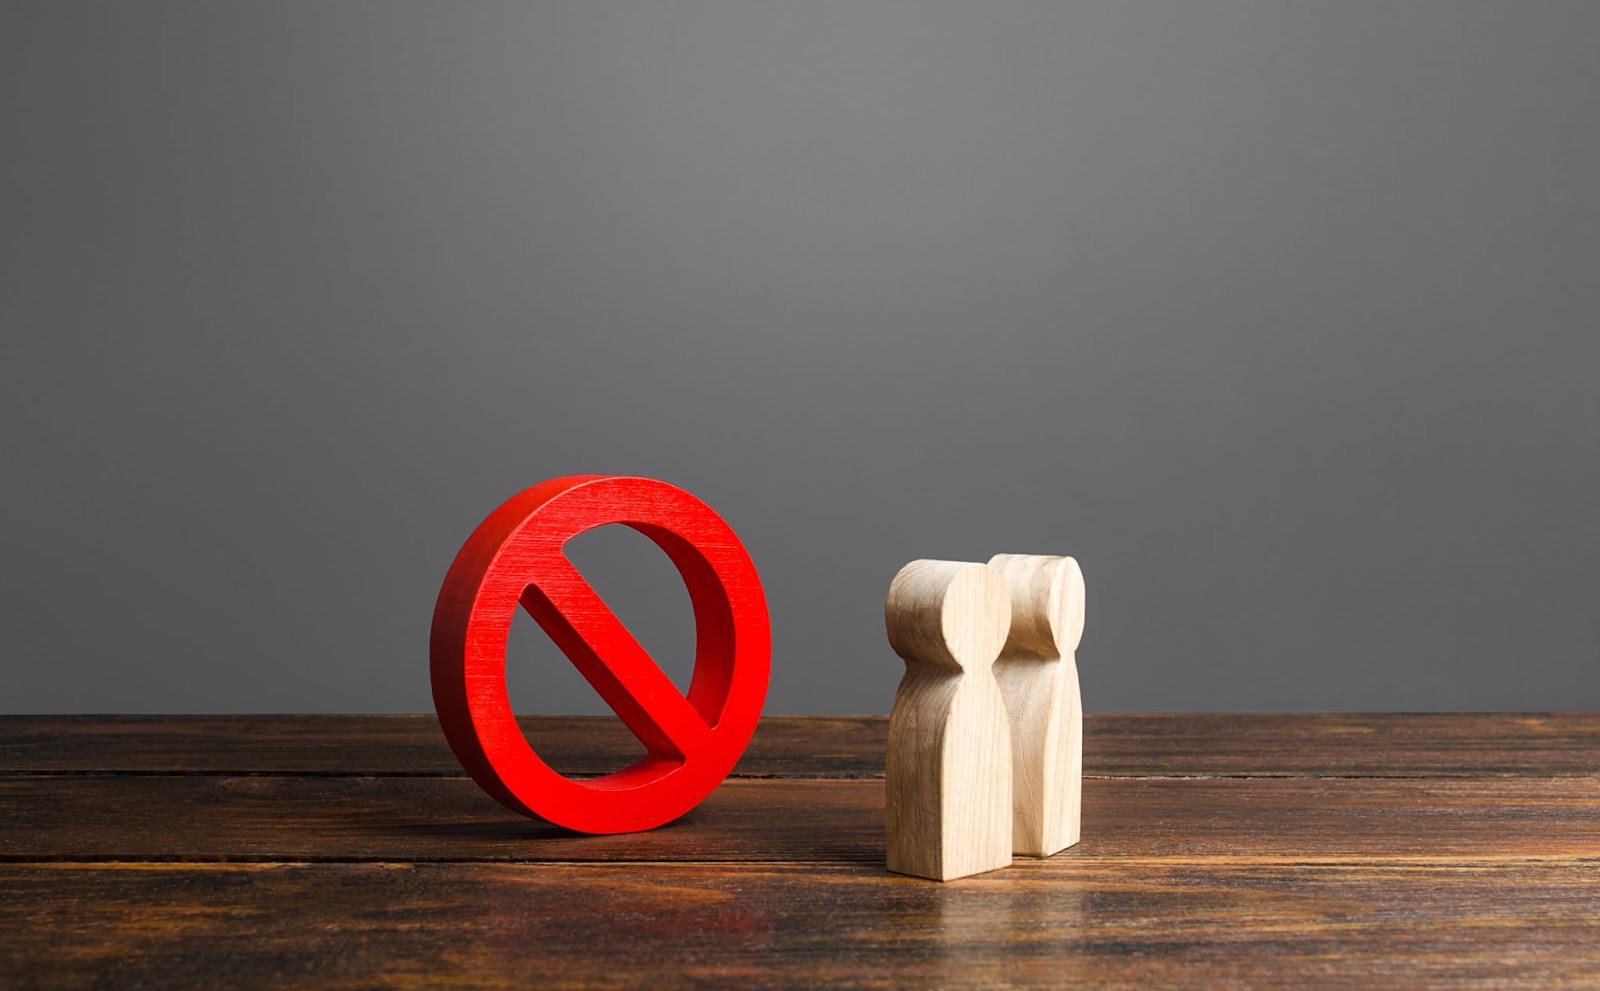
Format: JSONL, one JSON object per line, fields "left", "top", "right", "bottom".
{"left": 516, "top": 552, "right": 712, "bottom": 763}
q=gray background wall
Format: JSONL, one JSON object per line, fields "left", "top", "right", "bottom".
{"left": 4, "top": 1, "right": 1598, "bottom": 715}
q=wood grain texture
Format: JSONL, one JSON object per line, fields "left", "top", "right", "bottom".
{"left": 990, "top": 553, "right": 1085, "bottom": 857}
{"left": 4, "top": 861, "right": 1600, "bottom": 991}
{"left": 0, "top": 715, "right": 889, "bottom": 777}
{"left": 884, "top": 560, "right": 1014, "bottom": 880}
{"left": 3, "top": 715, "right": 1600, "bottom": 989}
{"left": 5, "top": 775, "right": 1600, "bottom": 863}
{"left": 7, "top": 712, "right": 1598, "bottom": 778}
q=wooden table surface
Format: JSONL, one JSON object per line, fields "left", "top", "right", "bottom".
{"left": 2, "top": 713, "right": 1598, "bottom": 989}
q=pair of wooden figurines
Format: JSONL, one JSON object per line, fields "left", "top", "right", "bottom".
{"left": 884, "top": 554, "right": 1086, "bottom": 881}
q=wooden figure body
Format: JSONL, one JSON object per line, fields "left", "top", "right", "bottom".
{"left": 884, "top": 560, "right": 1014, "bottom": 881}
{"left": 988, "top": 554, "right": 1086, "bottom": 858}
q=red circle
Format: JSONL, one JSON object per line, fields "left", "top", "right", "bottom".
{"left": 430, "top": 475, "right": 771, "bottom": 834}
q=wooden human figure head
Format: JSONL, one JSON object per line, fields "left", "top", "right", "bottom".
{"left": 884, "top": 560, "right": 1015, "bottom": 881}
{"left": 989, "top": 555, "right": 1085, "bottom": 661}
{"left": 886, "top": 560, "right": 1013, "bottom": 677}
{"left": 988, "top": 553, "right": 1086, "bottom": 857}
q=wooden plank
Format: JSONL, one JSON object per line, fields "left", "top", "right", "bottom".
{"left": 4, "top": 860, "right": 1599, "bottom": 990}
{"left": 4, "top": 775, "right": 1600, "bottom": 863}
{"left": 4, "top": 713, "right": 1597, "bottom": 778}
{"left": 1088, "top": 712, "right": 1600, "bottom": 779}
{"left": 0, "top": 715, "right": 886, "bottom": 778}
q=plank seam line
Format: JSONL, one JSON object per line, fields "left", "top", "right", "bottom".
{"left": 3, "top": 770, "right": 1596, "bottom": 781}
{"left": 0, "top": 770, "right": 887, "bottom": 780}
{"left": 4, "top": 855, "right": 1598, "bottom": 868}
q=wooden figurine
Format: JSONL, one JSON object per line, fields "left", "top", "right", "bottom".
{"left": 988, "top": 553, "right": 1086, "bottom": 858}
{"left": 884, "top": 560, "right": 1014, "bottom": 881}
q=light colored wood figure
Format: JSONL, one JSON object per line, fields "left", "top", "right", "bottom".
{"left": 988, "top": 554, "right": 1086, "bottom": 858}
{"left": 884, "top": 560, "right": 1014, "bottom": 881}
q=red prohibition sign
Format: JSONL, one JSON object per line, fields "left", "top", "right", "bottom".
{"left": 430, "top": 475, "right": 771, "bottom": 834}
